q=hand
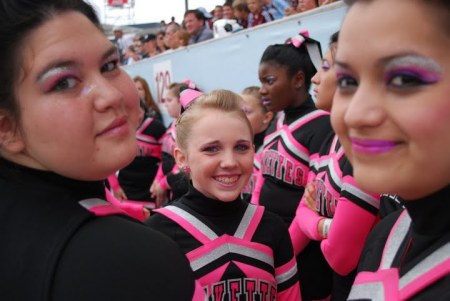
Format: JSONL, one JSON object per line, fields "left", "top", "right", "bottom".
{"left": 303, "top": 183, "right": 316, "bottom": 211}
{"left": 113, "top": 187, "right": 127, "bottom": 200}
{"left": 150, "top": 181, "right": 168, "bottom": 208}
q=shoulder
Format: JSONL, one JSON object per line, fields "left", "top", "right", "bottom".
{"left": 52, "top": 216, "right": 196, "bottom": 301}
{"left": 357, "top": 210, "right": 403, "bottom": 273}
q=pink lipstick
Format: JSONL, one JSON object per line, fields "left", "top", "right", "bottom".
{"left": 350, "top": 138, "right": 398, "bottom": 154}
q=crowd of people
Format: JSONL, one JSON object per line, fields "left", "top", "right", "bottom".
{"left": 113, "top": 0, "right": 341, "bottom": 65}
{"left": 1, "top": 0, "right": 448, "bottom": 300}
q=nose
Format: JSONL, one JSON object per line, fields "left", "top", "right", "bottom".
{"left": 344, "top": 82, "right": 385, "bottom": 129}
{"left": 311, "top": 71, "right": 320, "bottom": 85}
{"left": 90, "top": 76, "right": 124, "bottom": 112}
{"left": 259, "top": 85, "right": 267, "bottom": 96}
{"left": 220, "top": 150, "right": 238, "bottom": 169}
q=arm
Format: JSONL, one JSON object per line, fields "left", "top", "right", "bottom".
{"left": 320, "top": 174, "right": 380, "bottom": 276}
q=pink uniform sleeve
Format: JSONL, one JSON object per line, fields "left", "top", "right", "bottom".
{"left": 288, "top": 217, "right": 311, "bottom": 256}
{"left": 296, "top": 200, "right": 324, "bottom": 241}
{"left": 107, "top": 174, "right": 121, "bottom": 191}
{"left": 250, "top": 169, "right": 264, "bottom": 205}
{"left": 320, "top": 176, "right": 379, "bottom": 276}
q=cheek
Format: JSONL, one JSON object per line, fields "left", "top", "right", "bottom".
{"left": 330, "top": 96, "right": 348, "bottom": 137}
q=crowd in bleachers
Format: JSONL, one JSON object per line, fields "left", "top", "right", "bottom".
{"left": 112, "top": 0, "right": 341, "bottom": 65}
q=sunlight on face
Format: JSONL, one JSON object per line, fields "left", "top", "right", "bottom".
{"left": 331, "top": 0, "right": 450, "bottom": 199}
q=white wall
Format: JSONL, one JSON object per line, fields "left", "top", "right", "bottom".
{"left": 124, "top": 1, "right": 347, "bottom": 125}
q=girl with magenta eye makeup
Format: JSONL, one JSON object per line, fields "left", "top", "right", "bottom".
{"left": 289, "top": 31, "right": 381, "bottom": 301}
{"left": 332, "top": 0, "right": 450, "bottom": 299}
{"left": 0, "top": 1, "right": 204, "bottom": 300}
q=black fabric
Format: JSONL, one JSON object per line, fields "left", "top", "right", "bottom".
{"left": 146, "top": 184, "right": 298, "bottom": 291}
{"left": 0, "top": 158, "right": 197, "bottom": 301}
{"left": 357, "top": 185, "right": 450, "bottom": 300}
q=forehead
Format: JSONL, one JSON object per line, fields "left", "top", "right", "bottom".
{"left": 20, "top": 12, "right": 107, "bottom": 75}
{"left": 338, "top": 0, "right": 447, "bottom": 64}
{"left": 192, "top": 109, "right": 251, "bottom": 135}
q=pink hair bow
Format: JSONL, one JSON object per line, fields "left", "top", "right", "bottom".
{"left": 179, "top": 88, "right": 203, "bottom": 111}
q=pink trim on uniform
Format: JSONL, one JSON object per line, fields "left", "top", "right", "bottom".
{"left": 348, "top": 211, "right": 450, "bottom": 300}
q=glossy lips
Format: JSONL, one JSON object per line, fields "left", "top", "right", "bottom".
{"left": 350, "top": 138, "right": 398, "bottom": 154}
{"left": 98, "top": 116, "right": 129, "bottom": 137}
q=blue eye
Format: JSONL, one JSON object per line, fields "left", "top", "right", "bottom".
{"left": 235, "top": 143, "right": 250, "bottom": 152}
{"left": 202, "top": 145, "right": 219, "bottom": 153}
{"left": 101, "top": 59, "right": 119, "bottom": 73}
{"left": 54, "top": 77, "right": 78, "bottom": 91}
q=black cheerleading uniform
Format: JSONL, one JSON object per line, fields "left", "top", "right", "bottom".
{"left": 0, "top": 158, "right": 202, "bottom": 301}
{"left": 146, "top": 184, "right": 301, "bottom": 301}
{"left": 251, "top": 98, "right": 332, "bottom": 225}
{"left": 116, "top": 116, "right": 166, "bottom": 202}
{"left": 251, "top": 98, "right": 333, "bottom": 300}
{"left": 348, "top": 185, "right": 450, "bottom": 301}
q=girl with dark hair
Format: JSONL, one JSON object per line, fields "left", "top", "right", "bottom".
{"left": 251, "top": 33, "right": 333, "bottom": 300}
{"left": 0, "top": 1, "right": 203, "bottom": 300}
{"left": 290, "top": 31, "right": 381, "bottom": 301}
{"left": 333, "top": 0, "right": 450, "bottom": 299}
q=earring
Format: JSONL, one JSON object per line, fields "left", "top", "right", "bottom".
{"left": 182, "top": 165, "right": 191, "bottom": 174}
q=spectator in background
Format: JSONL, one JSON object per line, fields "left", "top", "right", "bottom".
{"left": 132, "top": 38, "right": 145, "bottom": 59}
{"left": 113, "top": 26, "right": 133, "bottom": 64}
{"left": 184, "top": 9, "right": 214, "bottom": 45}
{"left": 164, "top": 22, "right": 181, "bottom": 50}
{"left": 175, "top": 29, "right": 190, "bottom": 47}
{"left": 140, "top": 33, "right": 159, "bottom": 58}
{"left": 233, "top": 0, "right": 250, "bottom": 28}
{"left": 222, "top": 1, "right": 236, "bottom": 19}
{"left": 134, "top": 76, "right": 163, "bottom": 122}
{"left": 298, "top": 0, "right": 319, "bottom": 12}
{"left": 264, "top": 0, "right": 290, "bottom": 20}
{"left": 247, "top": 0, "right": 274, "bottom": 27}
{"left": 122, "top": 45, "right": 140, "bottom": 65}
{"left": 156, "top": 30, "right": 168, "bottom": 53}
{"left": 213, "top": 5, "right": 224, "bottom": 22}
{"left": 284, "top": 0, "right": 301, "bottom": 16}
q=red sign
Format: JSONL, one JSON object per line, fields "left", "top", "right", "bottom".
{"left": 108, "top": 0, "right": 128, "bottom": 6}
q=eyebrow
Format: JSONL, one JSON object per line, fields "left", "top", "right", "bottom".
{"left": 335, "top": 52, "right": 442, "bottom": 73}
{"left": 36, "top": 45, "right": 118, "bottom": 82}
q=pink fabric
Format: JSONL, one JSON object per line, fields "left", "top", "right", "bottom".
{"left": 107, "top": 174, "right": 120, "bottom": 191}
{"left": 104, "top": 188, "right": 148, "bottom": 221}
{"left": 288, "top": 218, "right": 310, "bottom": 255}
{"left": 321, "top": 199, "right": 378, "bottom": 275}
{"left": 353, "top": 269, "right": 400, "bottom": 300}
{"left": 179, "top": 89, "right": 203, "bottom": 110}
{"left": 156, "top": 207, "right": 212, "bottom": 244}
{"left": 192, "top": 279, "right": 207, "bottom": 301}
{"left": 242, "top": 206, "right": 264, "bottom": 241}
{"left": 401, "top": 259, "right": 450, "bottom": 300}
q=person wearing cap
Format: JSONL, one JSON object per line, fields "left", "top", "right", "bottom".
{"left": 139, "top": 33, "right": 159, "bottom": 58}
{"left": 183, "top": 9, "right": 214, "bottom": 45}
